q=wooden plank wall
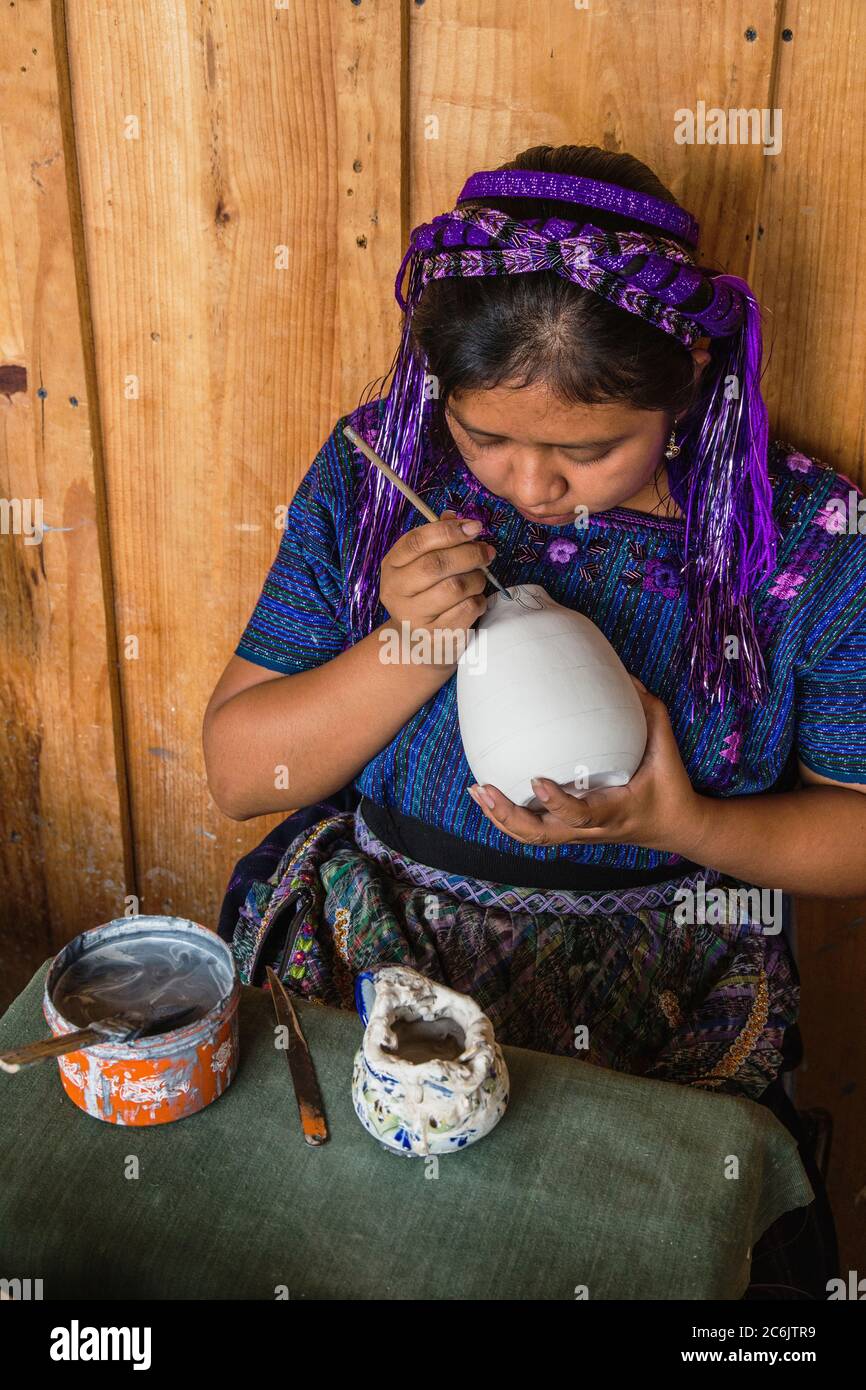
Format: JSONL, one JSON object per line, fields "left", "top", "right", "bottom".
{"left": 760, "top": 0, "right": 866, "bottom": 1285}
{"left": 0, "top": 0, "right": 131, "bottom": 1005}
{"left": 1, "top": 0, "right": 863, "bottom": 1262}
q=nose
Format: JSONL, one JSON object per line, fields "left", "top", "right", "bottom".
{"left": 510, "top": 454, "right": 569, "bottom": 511}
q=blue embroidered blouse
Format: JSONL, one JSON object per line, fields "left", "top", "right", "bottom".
{"left": 234, "top": 400, "right": 866, "bottom": 874}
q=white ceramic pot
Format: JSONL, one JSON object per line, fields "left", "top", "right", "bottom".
{"left": 456, "top": 583, "right": 647, "bottom": 811}
{"left": 352, "top": 965, "right": 509, "bottom": 1157}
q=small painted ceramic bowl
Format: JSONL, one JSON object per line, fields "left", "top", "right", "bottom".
{"left": 352, "top": 964, "right": 509, "bottom": 1157}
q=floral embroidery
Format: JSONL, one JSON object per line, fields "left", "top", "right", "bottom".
{"left": 620, "top": 542, "right": 683, "bottom": 598}
{"left": 544, "top": 537, "right": 580, "bottom": 566}
{"left": 658, "top": 990, "right": 683, "bottom": 1028}
{"left": 813, "top": 500, "right": 848, "bottom": 535}
{"left": 644, "top": 556, "right": 683, "bottom": 598}
{"left": 692, "top": 968, "right": 769, "bottom": 1088}
{"left": 785, "top": 451, "right": 813, "bottom": 473}
{"left": 333, "top": 906, "right": 351, "bottom": 963}
{"left": 458, "top": 500, "right": 494, "bottom": 534}
{"left": 289, "top": 918, "right": 316, "bottom": 979}
{"left": 768, "top": 569, "right": 806, "bottom": 601}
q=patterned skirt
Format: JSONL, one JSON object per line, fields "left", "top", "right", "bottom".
{"left": 220, "top": 800, "right": 799, "bottom": 1102}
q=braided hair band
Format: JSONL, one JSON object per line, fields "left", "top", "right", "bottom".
{"left": 344, "top": 169, "right": 779, "bottom": 714}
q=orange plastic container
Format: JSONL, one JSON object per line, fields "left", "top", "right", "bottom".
{"left": 43, "top": 916, "right": 239, "bottom": 1126}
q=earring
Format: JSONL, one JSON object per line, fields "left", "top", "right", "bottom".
{"left": 664, "top": 428, "right": 681, "bottom": 460}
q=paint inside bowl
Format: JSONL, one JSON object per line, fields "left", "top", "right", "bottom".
{"left": 385, "top": 1016, "right": 467, "bottom": 1065}
{"left": 52, "top": 928, "right": 234, "bottom": 1031}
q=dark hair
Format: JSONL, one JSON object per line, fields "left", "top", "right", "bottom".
{"left": 409, "top": 144, "right": 714, "bottom": 454}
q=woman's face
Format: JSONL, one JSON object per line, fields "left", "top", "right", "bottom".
{"left": 444, "top": 358, "right": 708, "bottom": 523}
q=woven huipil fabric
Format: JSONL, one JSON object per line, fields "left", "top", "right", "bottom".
{"left": 226, "top": 807, "right": 799, "bottom": 1103}
{"left": 235, "top": 398, "right": 866, "bottom": 872}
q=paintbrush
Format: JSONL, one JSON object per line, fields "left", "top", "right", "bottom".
{"left": 342, "top": 423, "right": 514, "bottom": 601}
{"left": 0, "top": 1005, "right": 201, "bottom": 1073}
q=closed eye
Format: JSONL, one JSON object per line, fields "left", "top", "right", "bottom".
{"left": 469, "top": 435, "right": 606, "bottom": 465}
{"left": 470, "top": 436, "right": 504, "bottom": 450}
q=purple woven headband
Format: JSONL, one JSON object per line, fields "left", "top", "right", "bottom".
{"left": 458, "top": 168, "right": 701, "bottom": 245}
{"left": 396, "top": 205, "right": 743, "bottom": 346}
{"left": 395, "top": 168, "right": 746, "bottom": 346}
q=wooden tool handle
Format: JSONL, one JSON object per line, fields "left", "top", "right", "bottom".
{"left": 342, "top": 423, "right": 511, "bottom": 600}
{"left": 0, "top": 1027, "right": 106, "bottom": 1073}
{"left": 343, "top": 425, "right": 439, "bottom": 522}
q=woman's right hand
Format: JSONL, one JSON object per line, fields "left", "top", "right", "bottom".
{"left": 379, "top": 509, "right": 497, "bottom": 655}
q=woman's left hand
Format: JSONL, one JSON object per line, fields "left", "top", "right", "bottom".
{"left": 467, "top": 677, "right": 706, "bottom": 854}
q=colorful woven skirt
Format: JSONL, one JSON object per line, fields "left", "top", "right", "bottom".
{"left": 221, "top": 802, "right": 799, "bottom": 1103}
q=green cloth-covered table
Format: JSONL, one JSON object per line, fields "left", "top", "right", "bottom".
{"left": 0, "top": 961, "right": 814, "bottom": 1300}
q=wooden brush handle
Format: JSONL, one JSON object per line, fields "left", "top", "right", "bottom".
{"left": 0, "top": 1027, "right": 107, "bottom": 1073}
{"left": 343, "top": 424, "right": 439, "bottom": 521}
{"left": 342, "top": 424, "right": 510, "bottom": 598}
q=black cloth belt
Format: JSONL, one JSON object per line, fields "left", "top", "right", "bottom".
{"left": 359, "top": 796, "right": 703, "bottom": 890}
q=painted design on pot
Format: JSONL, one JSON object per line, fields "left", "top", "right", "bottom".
{"left": 58, "top": 1056, "right": 86, "bottom": 1090}
{"left": 211, "top": 1039, "right": 233, "bottom": 1074}
{"left": 117, "top": 1074, "right": 193, "bottom": 1106}
{"left": 457, "top": 583, "right": 647, "bottom": 810}
{"left": 351, "top": 964, "right": 509, "bottom": 1158}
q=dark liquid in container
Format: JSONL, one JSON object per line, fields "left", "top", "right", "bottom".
{"left": 53, "top": 930, "right": 233, "bottom": 1031}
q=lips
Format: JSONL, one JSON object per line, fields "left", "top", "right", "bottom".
{"left": 515, "top": 505, "right": 575, "bottom": 525}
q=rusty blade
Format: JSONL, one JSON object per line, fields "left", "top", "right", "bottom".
{"left": 266, "top": 968, "right": 329, "bottom": 1146}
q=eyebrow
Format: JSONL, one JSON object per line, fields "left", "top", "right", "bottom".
{"left": 448, "top": 406, "right": 627, "bottom": 451}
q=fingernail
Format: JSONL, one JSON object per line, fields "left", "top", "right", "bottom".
{"left": 468, "top": 783, "right": 494, "bottom": 809}
{"left": 530, "top": 777, "right": 550, "bottom": 802}
{"left": 460, "top": 519, "right": 482, "bottom": 535}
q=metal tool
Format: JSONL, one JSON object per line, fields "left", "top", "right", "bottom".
{"left": 266, "top": 967, "right": 329, "bottom": 1146}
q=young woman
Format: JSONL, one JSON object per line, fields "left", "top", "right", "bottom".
{"left": 204, "top": 145, "right": 866, "bottom": 1296}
